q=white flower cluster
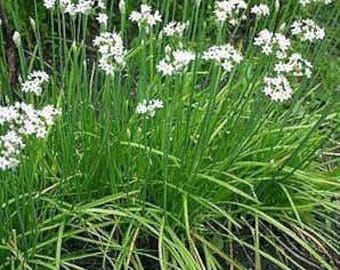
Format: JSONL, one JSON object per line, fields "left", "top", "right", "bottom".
{"left": 96, "top": 13, "right": 108, "bottom": 26}
{"left": 291, "top": 19, "right": 325, "bottom": 42}
{"left": 136, "top": 99, "right": 163, "bottom": 117}
{"left": 97, "top": 0, "right": 105, "bottom": 9}
{"left": 0, "top": 130, "right": 25, "bottom": 170}
{"left": 161, "top": 21, "right": 187, "bottom": 38}
{"left": 21, "top": 71, "right": 50, "bottom": 96}
{"left": 253, "top": 8, "right": 327, "bottom": 103}
{"left": 202, "top": 44, "right": 243, "bottom": 72}
{"left": 129, "top": 4, "right": 162, "bottom": 30}
{"left": 263, "top": 75, "right": 293, "bottom": 102}
{"left": 43, "top": 0, "right": 56, "bottom": 10}
{"left": 214, "top": 0, "right": 248, "bottom": 25}
{"left": 274, "top": 53, "right": 313, "bottom": 78}
{"left": 157, "top": 47, "right": 196, "bottom": 76}
{"left": 44, "top": 0, "right": 96, "bottom": 15}
{"left": 93, "top": 32, "right": 126, "bottom": 76}
{"left": 299, "top": 0, "right": 333, "bottom": 6}
{"left": 0, "top": 73, "right": 61, "bottom": 170}
{"left": 255, "top": 23, "right": 317, "bottom": 102}
{"left": 61, "top": 0, "right": 95, "bottom": 15}
{"left": 16, "top": 103, "right": 61, "bottom": 138}
{"left": 250, "top": 4, "right": 270, "bottom": 17}
{"left": 254, "top": 29, "right": 291, "bottom": 59}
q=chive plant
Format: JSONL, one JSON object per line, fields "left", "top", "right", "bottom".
{"left": 0, "top": 0, "right": 339, "bottom": 269}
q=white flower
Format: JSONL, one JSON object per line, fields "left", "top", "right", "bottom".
{"left": 214, "top": 0, "right": 247, "bottom": 25}
{"left": 299, "top": 0, "right": 333, "bottom": 6}
{"left": 0, "top": 130, "right": 24, "bottom": 170}
{"left": 263, "top": 75, "right": 293, "bottom": 102}
{"left": 93, "top": 31, "right": 126, "bottom": 75}
{"left": 98, "top": 0, "right": 106, "bottom": 9}
{"left": 157, "top": 60, "right": 176, "bottom": 76}
{"left": 43, "top": 0, "right": 56, "bottom": 9}
{"left": 254, "top": 29, "right": 291, "bottom": 59}
{"left": 0, "top": 95, "right": 61, "bottom": 171}
{"left": 202, "top": 44, "right": 243, "bottom": 72}
{"left": 0, "top": 105, "right": 20, "bottom": 125}
{"left": 96, "top": 13, "right": 108, "bottom": 26}
{"left": 173, "top": 50, "right": 196, "bottom": 66}
{"left": 60, "top": 0, "right": 75, "bottom": 15}
{"left": 136, "top": 99, "right": 163, "bottom": 117}
{"left": 161, "top": 21, "right": 187, "bottom": 37}
{"left": 299, "top": 0, "right": 312, "bottom": 5}
{"left": 291, "top": 19, "right": 325, "bottom": 42}
{"left": 18, "top": 102, "right": 61, "bottom": 138}
{"left": 39, "top": 105, "right": 62, "bottom": 126}
{"left": 274, "top": 53, "right": 313, "bottom": 78}
{"left": 58, "top": 0, "right": 95, "bottom": 15}
{"left": 129, "top": 4, "right": 162, "bottom": 30}
{"left": 251, "top": 4, "right": 270, "bottom": 17}
{"left": 75, "top": 0, "right": 94, "bottom": 14}
{"left": 157, "top": 48, "right": 195, "bottom": 76}
{"left": 21, "top": 71, "right": 50, "bottom": 96}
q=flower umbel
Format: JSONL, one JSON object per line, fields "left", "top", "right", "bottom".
{"left": 251, "top": 4, "right": 270, "bottom": 17}
{"left": 21, "top": 71, "right": 50, "bottom": 96}
{"left": 263, "top": 75, "right": 293, "bottom": 102}
{"left": 157, "top": 47, "right": 196, "bottom": 76}
{"left": 214, "top": 0, "right": 248, "bottom": 25}
{"left": 129, "top": 4, "right": 162, "bottom": 31}
{"left": 202, "top": 44, "right": 243, "bottom": 72}
{"left": 136, "top": 99, "right": 163, "bottom": 118}
{"left": 274, "top": 53, "right": 313, "bottom": 78}
{"left": 161, "top": 21, "right": 187, "bottom": 38}
{"left": 254, "top": 29, "right": 291, "bottom": 59}
{"left": 291, "top": 19, "right": 325, "bottom": 42}
{"left": 93, "top": 32, "right": 126, "bottom": 75}
{"left": 0, "top": 71, "right": 61, "bottom": 170}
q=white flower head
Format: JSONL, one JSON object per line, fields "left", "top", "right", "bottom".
{"left": 136, "top": 99, "right": 163, "bottom": 117}
{"left": 202, "top": 44, "right": 243, "bottom": 72}
{"left": 161, "top": 21, "right": 187, "bottom": 38}
{"left": 98, "top": 0, "right": 106, "bottom": 9}
{"left": 291, "top": 19, "right": 325, "bottom": 42}
{"left": 251, "top": 4, "right": 270, "bottom": 17}
{"left": 93, "top": 32, "right": 126, "bottom": 75}
{"left": 96, "top": 13, "right": 108, "bottom": 26}
{"left": 214, "top": 0, "right": 248, "bottom": 25}
{"left": 75, "top": 0, "right": 95, "bottom": 14}
{"left": 263, "top": 75, "right": 293, "bottom": 102}
{"left": 129, "top": 4, "right": 162, "bottom": 31}
{"left": 274, "top": 53, "right": 313, "bottom": 78}
{"left": 21, "top": 71, "right": 50, "bottom": 96}
{"left": 157, "top": 48, "right": 195, "bottom": 76}
{"left": 43, "top": 0, "right": 57, "bottom": 9}
{"left": 299, "top": 0, "right": 333, "bottom": 6}
{"left": 0, "top": 130, "right": 24, "bottom": 170}
{"left": 58, "top": 0, "right": 95, "bottom": 15}
{"left": 254, "top": 29, "right": 291, "bottom": 59}
{"left": 0, "top": 81, "right": 61, "bottom": 170}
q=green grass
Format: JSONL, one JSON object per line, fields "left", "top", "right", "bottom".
{"left": 0, "top": 0, "right": 339, "bottom": 269}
